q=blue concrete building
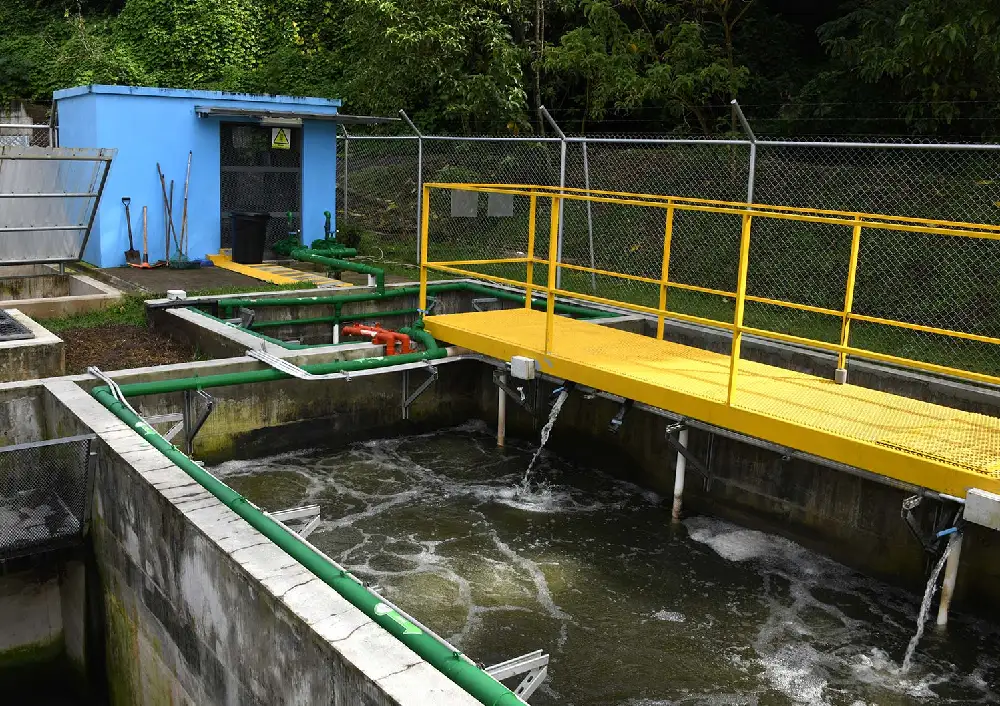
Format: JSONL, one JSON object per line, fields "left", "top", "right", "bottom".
{"left": 54, "top": 85, "right": 341, "bottom": 267}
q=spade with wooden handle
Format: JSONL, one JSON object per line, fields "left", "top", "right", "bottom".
{"left": 122, "top": 197, "right": 141, "bottom": 265}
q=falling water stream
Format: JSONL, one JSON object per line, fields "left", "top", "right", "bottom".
{"left": 901, "top": 542, "right": 954, "bottom": 674}
{"left": 213, "top": 424, "right": 1000, "bottom": 705}
{"left": 520, "top": 388, "right": 569, "bottom": 488}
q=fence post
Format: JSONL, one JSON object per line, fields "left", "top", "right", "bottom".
{"left": 539, "top": 106, "right": 567, "bottom": 288}
{"left": 545, "top": 196, "right": 561, "bottom": 354}
{"left": 731, "top": 99, "right": 756, "bottom": 204}
{"left": 727, "top": 214, "right": 753, "bottom": 405}
{"left": 657, "top": 200, "right": 675, "bottom": 339}
{"left": 339, "top": 124, "right": 350, "bottom": 229}
{"left": 399, "top": 110, "right": 424, "bottom": 264}
{"left": 838, "top": 216, "right": 864, "bottom": 376}
{"left": 525, "top": 194, "right": 538, "bottom": 308}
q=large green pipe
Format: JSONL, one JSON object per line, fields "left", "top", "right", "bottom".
{"left": 291, "top": 248, "right": 385, "bottom": 293}
{"left": 90, "top": 331, "right": 521, "bottom": 705}
{"left": 220, "top": 282, "right": 614, "bottom": 319}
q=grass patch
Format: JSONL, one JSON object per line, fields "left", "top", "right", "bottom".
{"left": 41, "top": 296, "right": 148, "bottom": 332}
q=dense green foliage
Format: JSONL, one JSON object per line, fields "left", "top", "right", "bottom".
{"left": 2, "top": 0, "right": 998, "bottom": 136}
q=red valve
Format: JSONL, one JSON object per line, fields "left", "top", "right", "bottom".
{"left": 341, "top": 323, "right": 414, "bottom": 356}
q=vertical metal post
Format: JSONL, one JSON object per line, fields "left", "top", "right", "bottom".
{"left": 936, "top": 531, "right": 963, "bottom": 627}
{"left": 497, "top": 388, "right": 506, "bottom": 448}
{"left": 545, "top": 196, "right": 561, "bottom": 354}
{"left": 582, "top": 140, "right": 596, "bottom": 292}
{"left": 418, "top": 185, "right": 431, "bottom": 314}
{"left": 731, "top": 100, "right": 757, "bottom": 204}
{"left": 672, "top": 427, "right": 688, "bottom": 522}
{"left": 340, "top": 124, "right": 350, "bottom": 225}
{"left": 657, "top": 201, "right": 675, "bottom": 340}
{"left": 525, "top": 194, "right": 538, "bottom": 308}
{"left": 838, "top": 216, "right": 863, "bottom": 375}
{"left": 539, "top": 106, "right": 567, "bottom": 288}
{"left": 399, "top": 110, "right": 424, "bottom": 264}
{"left": 727, "top": 214, "right": 753, "bottom": 405}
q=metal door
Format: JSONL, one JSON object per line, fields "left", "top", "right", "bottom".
{"left": 220, "top": 123, "right": 301, "bottom": 251}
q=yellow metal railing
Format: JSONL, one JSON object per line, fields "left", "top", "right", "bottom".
{"left": 418, "top": 183, "right": 1000, "bottom": 400}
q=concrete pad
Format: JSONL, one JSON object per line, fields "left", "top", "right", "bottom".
{"left": 0, "top": 309, "right": 64, "bottom": 381}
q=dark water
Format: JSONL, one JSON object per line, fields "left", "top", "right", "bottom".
{"left": 213, "top": 423, "right": 1000, "bottom": 705}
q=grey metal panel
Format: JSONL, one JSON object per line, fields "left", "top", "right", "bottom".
{"left": 451, "top": 190, "right": 478, "bottom": 218}
{"left": 0, "top": 147, "right": 114, "bottom": 265}
{"left": 194, "top": 105, "right": 400, "bottom": 124}
{"left": 487, "top": 192, "right": 514, "bottom": 217}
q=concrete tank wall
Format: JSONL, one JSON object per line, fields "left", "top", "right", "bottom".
{"left": 51, "top": 381, "right": 481, "bottom": 706}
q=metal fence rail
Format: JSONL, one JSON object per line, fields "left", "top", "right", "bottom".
{"left": 0, "top": 434, "right": 95, "bottom": 560}
{"left": 418, "top": 183, "right": 1000, "bottom": 392}
{"left": 338, "top": 106, "right": 1000, "bottom": 306}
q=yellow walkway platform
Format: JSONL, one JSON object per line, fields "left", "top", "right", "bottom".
{"left": 207, "top": 253, "right": 350, "bottom": 288}
{"left": 425, "top": 309, "right": 1000, "bottom": 497}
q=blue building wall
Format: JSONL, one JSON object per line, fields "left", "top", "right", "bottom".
{"left": 54, "top": 85, "right": 340, "bottom": 267}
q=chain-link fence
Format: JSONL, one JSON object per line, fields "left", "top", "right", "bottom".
{"left": 340, "top": 117, "right": 1000, "bottom": 376}
{"left": 0, "top": 435, "right": 94, "bottom": 560}
{"left": 0, "top": 125, "right": 52, "bottom": 148}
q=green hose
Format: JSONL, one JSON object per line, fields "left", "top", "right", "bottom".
{"left": 90, "top": 331, "right": 522, "bottom": 705}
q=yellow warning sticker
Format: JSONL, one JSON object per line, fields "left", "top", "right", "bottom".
{"left": 271, "top": 127, "right": 291, "bottom": 150}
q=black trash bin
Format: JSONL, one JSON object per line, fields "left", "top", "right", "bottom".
{"left": 231, "top": 211, "right": 270, "bottom": 264}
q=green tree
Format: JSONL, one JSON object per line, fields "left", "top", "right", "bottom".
{"left": 818, "top": 0, "right": 1000, "bottom": 133}
{"left": 543, "top": 0, "right": 745, "bottom": 134}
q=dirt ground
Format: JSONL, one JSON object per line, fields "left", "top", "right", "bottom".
{"left": 98, "top": 264, "right": 274, "bottom": 295}
{"left": 60, "top": 324, "right": 197, "bottom": 374}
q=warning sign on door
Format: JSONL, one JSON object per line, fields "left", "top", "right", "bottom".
{"left": 271, "top": 127, "right": 291, "bottom": 150}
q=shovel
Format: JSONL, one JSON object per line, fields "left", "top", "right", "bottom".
{"left": 122, "top": 197, "right": 141, "bottom": 265}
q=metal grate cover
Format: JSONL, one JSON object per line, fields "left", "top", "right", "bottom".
{"left": 0, "top": 435, "right": 93, "bottom": 560}
{"left": 0, "top": 309, "right": 32, "bottom": 341}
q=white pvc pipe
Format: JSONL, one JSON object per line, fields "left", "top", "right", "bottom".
{"left": 936, "top": 531, "right": 963, "bottom": 627}
{"left": 672, "top": 428, "right": 688, "bottom": 522}
{"left": 332, "top": 325, "right": 340, "bottom": 344}
{"left": 497, "top": 388, "right": 506, "bottom": 447}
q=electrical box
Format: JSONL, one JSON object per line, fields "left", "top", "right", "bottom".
{"left": 965, "top": 488, "right": 1000, "bottom": 531}
{"left": 510, "top": 356, "right": 537, "bottom": 380}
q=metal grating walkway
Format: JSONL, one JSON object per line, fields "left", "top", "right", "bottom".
{"left": 207, "top": 253, "right": 351, "bottom": 288}
{"left": 425, "top": 309, "right": 1000, "bottom": 497}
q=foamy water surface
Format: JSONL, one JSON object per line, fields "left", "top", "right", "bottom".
{"left": 211, "top": 423, "right": 1000, "bottom": 705}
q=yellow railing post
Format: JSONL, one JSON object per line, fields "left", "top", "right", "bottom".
{"left": 657, "top": 200, "right": 676, "bottom": 339}
{"left": 525, "top": 194, "right": 538, "bottom": 309}
{"left": 418, "top": 185, "right": 431, "bottom": 314}
{"left": 544, "top": 196, "right": 561, "bottom": 354}
{"left": 838, "top": 216, "right": 863, "bottom": 370}
{"left": 727, "top": 213, "right": 753, "bottom": 405}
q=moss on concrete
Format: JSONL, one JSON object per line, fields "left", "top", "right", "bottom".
{"left": 104, "top": 584, "right": 140, "bottom": 706}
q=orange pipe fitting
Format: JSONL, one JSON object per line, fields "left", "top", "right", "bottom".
{"left": 341, "top": 323, "right": 415, "bottom": 356}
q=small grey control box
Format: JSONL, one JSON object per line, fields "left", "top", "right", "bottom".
{"left": 965, "top": 488, "right": 1000, "bottom": 531}
{"left": 510, "top": 356, "right": 537, "bottom": 380}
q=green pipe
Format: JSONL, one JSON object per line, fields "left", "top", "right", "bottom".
{"left": 309, "top": 240, "right": 358, "bottom": 258}
{"left": 220, "top": 282, "right": 614, "bottom": 319}
{"left": 90, "top": 334, "right": 521, "bottom": 705}
{"left": 291, "top": 248, "right": 385, "bottom": 293}
{"left": 250, "top": 308, "right": 420, "bottom": 330}
{"left": 188, "top": 307, "right": 328, "bottom": 350}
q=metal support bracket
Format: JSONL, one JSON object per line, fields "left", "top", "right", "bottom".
{"left": 267, "top": 504, "right": 321, "bottom": 539}
{"left": 402, "top": 364, "right": 439, "bottom": 420}
{"left": 485, "top": 649, "right": 549, "bottom": 701}
{"left": 146, "top": 412, "right": 184, "bottom": 442}
{"left": 238, "top": 307, "right": 256, "bottom": 329}
{"left": 608, "top": 398, "right": 633, "bottom": 434}
{"left": 472, "top": 297, "right": 499, "bottom": 312}
{"left": 901, "top": 494, "right": 963, "bottom": 555}
{"left": 664, "top": 423, "right": 711, "bottom": 479}
{"left": 182, "top": 389, "right": 215, "bottom": 455}
{"left": 493, "top": 369, "right": 532, "bottom": 410}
